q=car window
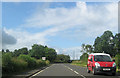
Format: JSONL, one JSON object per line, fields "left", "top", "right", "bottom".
{"left": 91, "top": 56, "right": 93, "bottom": 62}
{"left": 94, "top": 55, "right": 112, "bottom": 62}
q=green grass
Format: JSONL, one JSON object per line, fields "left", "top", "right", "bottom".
{"left": 117, "top": 67, "right": 120, "bottom": 73}
{"left": 71, "top": 61, "right": 87, "bottom": 67}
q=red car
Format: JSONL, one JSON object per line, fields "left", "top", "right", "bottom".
{"left": 87, "top": 53, "right": 116, "bottom": 75}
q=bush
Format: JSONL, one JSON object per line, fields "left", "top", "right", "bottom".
{"left": 80, "top": 53, "right": 88, "bottom": 64}
{"left": 11, "top": 58, "right": 28, "bottom": 72}
{"left": 2, "top": 53, "right": 50, "bottom": 74}
{"left": 115, "top": 54, "right": 120, "bottom": 69}
{"left": 18, "top": 55, "right": 37, "bottom": 68}
{"left": 45, "top": 60, "right": 50, "bottom": 65}
{"left": 36, "top": 60, "right": 46, "bottom": 67}
{"left": 2, "top": 53, "right": 14, "bottom": 73}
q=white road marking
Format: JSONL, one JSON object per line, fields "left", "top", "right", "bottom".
{"left": 30, "top": 64, "right": 86, "bottom": 78}
{"left": 81, "top": 75, "right": 86, "bottom": 78}
{"left": 70, "top": 69, "right": 73, "bottom": 71}
{"left": 29, "top": 65, "right": 52, "bottom": 78}
{"left": 31, "top": 70, "right": 43, "bottom": 77}
{"left": 74, "top": 71, "right": 79, "bottom": 74}
{"left": 64, "top": 65, "right": 86, "bottom": 78}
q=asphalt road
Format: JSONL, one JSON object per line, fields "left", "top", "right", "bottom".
{"left": 30, "top": 63, "right": 120, "bottom": 78}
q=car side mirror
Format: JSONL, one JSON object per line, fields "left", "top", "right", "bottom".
{"left": 113, "top": 59, "right": 115, "bottom": 62}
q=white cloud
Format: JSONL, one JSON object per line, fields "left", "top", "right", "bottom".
{"left": 23, "top": 2, "right": 118, "bottom": 37}
{"left": 1, "top": 29, "right": 17, "bottom": 50}
{"left": 3, "top": 2, "right": 118, "bottom": 59}
{"left": 3, "top": 28, "right": 47, "bottom": 51}
{"left": 55, "top": 46, "right": 82, "bottom": 60}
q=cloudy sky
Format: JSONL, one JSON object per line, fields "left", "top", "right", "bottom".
{"left": 2, "top": 2, "right": 118, "bottom": 59}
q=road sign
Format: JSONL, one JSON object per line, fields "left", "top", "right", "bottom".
{"left": 42, "top": 57, "right": 46, "bottom": 60}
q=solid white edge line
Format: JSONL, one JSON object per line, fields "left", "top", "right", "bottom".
{"left": 29, "top": 65, "right": 53, "bottom": 78}
{"left": 31, "top": 70, "right": 43, "bottom": 77}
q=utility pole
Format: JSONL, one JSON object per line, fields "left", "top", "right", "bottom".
{"left": 73, "top": 51, "right": 75, "bottom": 60}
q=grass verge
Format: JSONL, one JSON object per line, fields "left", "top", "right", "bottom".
{"left": 71, "top": 61, "right": 87, "bottom": 67}
{"left": 117, "top": 67, "right": 120, "bottom": 73}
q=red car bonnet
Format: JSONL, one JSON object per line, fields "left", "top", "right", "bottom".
{"left": 96, "top": 61, "right": 114, "bottom": 67}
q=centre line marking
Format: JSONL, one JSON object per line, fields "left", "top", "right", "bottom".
{"left": 74, "top": 71, "right": 79, "bottom": 74}
{"left": 64, "top": 65, "right": 86, "bottom": 78}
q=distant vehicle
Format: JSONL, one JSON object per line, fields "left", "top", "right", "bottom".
{"left": 87, "top": 53, "right": 116, "bottom": 75}
{"left": 68, "top": 60, "right": 72, "bottom": 63}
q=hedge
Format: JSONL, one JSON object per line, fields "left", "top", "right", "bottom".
{"left": 115, "top": 54, "right": 120, "bottom": 69}
{"left": 18, "top": 54, "right": 37, "bottom": 68}
{"left": 2, "top": 53, "right": 50, "bottom": 74}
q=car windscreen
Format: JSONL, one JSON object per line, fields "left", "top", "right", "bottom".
{"left": 94, "top": 55, "right": 112, "bottom": 62}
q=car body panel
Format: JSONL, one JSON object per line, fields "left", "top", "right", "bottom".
{"left": 87, "top": 53, "right": 116, "bottom": 74}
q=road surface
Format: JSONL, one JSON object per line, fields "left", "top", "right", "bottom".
{"left": 30, "top": 63, "right": 120, "bottom": 78}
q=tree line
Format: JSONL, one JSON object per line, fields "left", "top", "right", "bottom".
{"left": 2, "top": 44, "right": 57, "bottom": 62}
{"left": 80, "top": 30, "right": 120, "bottom": 69}
{"left": 2, "top": 44, "right": 70, "bottom": 74}
{"left": 81, "top": 30, "right": 120, "bottom": 57}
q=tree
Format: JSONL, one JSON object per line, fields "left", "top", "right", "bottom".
{"left": 45, "top": 48, "right": 57, "bottom": 62}
{"left": 6, "top": 49, "right": 10, "bottom": 52}
{"left": 2, "top": 49, "right": 4, "bottom": 52}
{"left": 85, "top": 44, "right": 93, "bottom": 53}
{"left": 93, "top": 37, "right": 102, "bottom": 53}
{"left": 54, "top": 54, "right": 70, "bottom": 63}
{"left": 93, "top": 30, "right": 114, "bottom": 56}
{"left": 113, "top": 33, "right": 120, "bottom": 55}
{"left": 80, "top": 44, "right": 93, "bottom": 54}
{"left": 81, "top": 44, "right": 86, "bottom": 53}
{"left": 29, "top": 44, "right": 57, "bottom": 61}
{"left": 29, "top": 44, "right": 45, "bottom": 59}
{"left": 13, "top": 47, "right": 28, "bottom": 57}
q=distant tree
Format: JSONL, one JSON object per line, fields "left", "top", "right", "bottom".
{"left": 2, "top": 49, "right": 4, "bottom": 52}
{"left": 6, "top": 49, "right": 10, "bottom": 52}
{"left": 29, "top": 44, "right": 45, "bottom": 59}
{"left": 85, "top": 44, "right": 93, "bottom": 53}
{"left": 44, "top": 48, "right": 57, "bottom": 62}
{"left": 13, "top": 47, "right": 28, "bottom": 57}
{"left": 80, "top": 44, "right": 93, "bottom": 54}
{"left": 29, "top": 44, "right": 57, "bottom": 61}
{"left": 81, "top": 44, "right": 86, "bottom": 53}
{"left": 54, "top": 54, "right": 70, "bottom": 63}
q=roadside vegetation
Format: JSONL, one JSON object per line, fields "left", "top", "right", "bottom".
{"left": 71, "top": 53, "right": 88, "bottom": 67}
{"left": 72, "top": 30, "right": 120, "bottom": 72}
{"left": 54, "top": 54, "right": 70, "bottom": 63}
{"left": 2, "top": 44, "right": 70, "bottom": 75}
{"left": 2, "top": 44, "right": 55, "bottom": 74}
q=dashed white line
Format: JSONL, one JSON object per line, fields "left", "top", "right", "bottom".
{"left": 70, "top": 69, "right": 73, "bottom": 71}
{"left": 74, "top": 71, "right": 79, "bottom": 74}
{"left": 81, "top": 75, "right": 86, "bottom": 78}
{"left": 64, "top": 65, "right": 86, "bottom": 78}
